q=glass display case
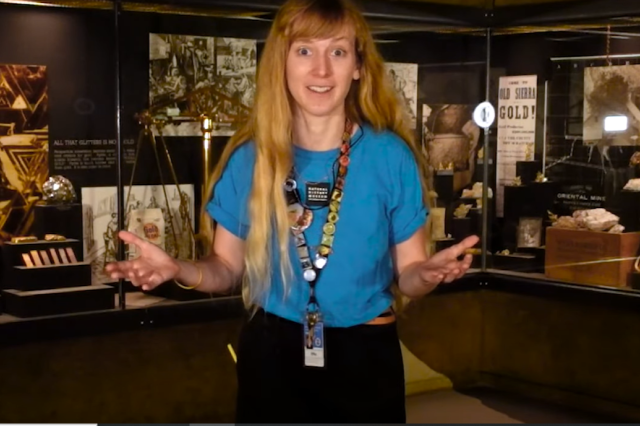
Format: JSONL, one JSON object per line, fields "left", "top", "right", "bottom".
{"left": 0, "top": 0, "right": 118, "bottom": 320}
{"left": 1, "top": 0, "right": 639, "bottom": 326}
{"left": 483, "top": 6, "right": 640, "bottom": 294}
{"left": 5, "top": 1, "right": 640, "bottom": 423}
{"left": 0, "top": 0, "right": 488, "bottom": 324}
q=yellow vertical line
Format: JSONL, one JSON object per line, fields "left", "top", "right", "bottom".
{"left": 227, "top": 343, "right": 237, "bottom": 363}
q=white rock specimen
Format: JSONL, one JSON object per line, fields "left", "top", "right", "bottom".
{"left": 572, "top": 208, "right": 619, "bottom": 232}
{"left": 608, "top": 224, "right": 625, "bottom": 234}
{"left": 461, "top": 182, "right": 493, "bottom": 199}
{"left": 623, "top": 178, "right": 640, "bottom": 191}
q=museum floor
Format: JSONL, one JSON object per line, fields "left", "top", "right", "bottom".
{"left": 406, "top": 388, "right": 616, "bottom": 423}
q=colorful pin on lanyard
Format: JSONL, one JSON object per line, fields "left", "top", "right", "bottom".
{"left": 284, "top": 118, "right": 353, "bottom": 317}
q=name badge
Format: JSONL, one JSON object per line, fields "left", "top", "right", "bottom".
{"left": 305, "top": 182, "right": 330, "bottom": 207}
{"left": 303, "top": 319, "right": 325, "bottom": 368}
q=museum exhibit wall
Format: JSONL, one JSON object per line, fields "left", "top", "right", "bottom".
{"left": 4, "top": 0, "right": 640, "bottom": 422}
{"left": 0, "top": 2, "right": 495, "bottom": 422}
{"left": 5, "top": 2, "right": 640, "bottom": 318}
{"left": 0, "top": 0, "right": 488, "bottom": 320}
{"left": 0, "top": 3, "right": 120, "bottom": 317}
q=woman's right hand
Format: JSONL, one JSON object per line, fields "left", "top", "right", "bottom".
{"left": 104, "top": 230, "right": 180, "bottom": 291}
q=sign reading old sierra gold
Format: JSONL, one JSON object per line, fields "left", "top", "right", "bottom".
{"left": 545, "top": 227, "right": 640, "bottom": 287}
{"left": 0, "top": 64, "right": 48, "bottom": 239}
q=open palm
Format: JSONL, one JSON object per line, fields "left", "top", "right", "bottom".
{"left": 104, "top": 230, "right": 180, "bottom": 290}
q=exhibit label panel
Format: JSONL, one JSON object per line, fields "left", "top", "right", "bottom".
{"left": 496, "top": 75, "right": 538, "bottom": 217}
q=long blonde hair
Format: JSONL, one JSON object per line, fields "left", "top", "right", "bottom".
{"left": 203, "top": 0, "right": 432, "bottom": 310}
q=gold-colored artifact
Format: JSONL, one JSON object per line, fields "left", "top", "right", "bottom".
{"left": 453, "top": 204, "right": 472, "bottom": 219}
{"left": 42, "top": 175, "right": 76, "bottom": 204}
{"left": 21, "top": 252, "right": 34, "bottom": 267}
{"left": 11, "top": 235, "right": 37, "bottom": 243}
{"left": 524, "top": 143, "right": 534, "bottom": 161}
{"left": 512, "top": 176, "right": 522, "bottom": 186}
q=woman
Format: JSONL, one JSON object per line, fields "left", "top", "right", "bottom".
{"left": 106, "top": 0, "right": 478, "bottom": 422}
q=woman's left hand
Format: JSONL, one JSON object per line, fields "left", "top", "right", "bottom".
{"left": 418, "top": 235, "right": 480, "bottom": 286}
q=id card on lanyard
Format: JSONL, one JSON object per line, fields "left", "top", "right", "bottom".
{"left": 284, "top": 118, "right": 353, "bottom": 369}
{"left": 303, "top": 318, "right": 325, "bottom": 368}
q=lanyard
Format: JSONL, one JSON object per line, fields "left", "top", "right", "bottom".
{"left": 284, "top": 119, "right": 353, "bottom": 321}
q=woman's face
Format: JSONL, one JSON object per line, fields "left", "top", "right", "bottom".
{"left": 286, "top": 29, "right": 360, "bottom": 119}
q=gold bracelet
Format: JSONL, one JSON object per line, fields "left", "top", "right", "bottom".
{"left": 174, "top": 262, "right": 203, "bottom": 290}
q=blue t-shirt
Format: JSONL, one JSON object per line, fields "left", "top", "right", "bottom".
{"left": 206, "top": 124, "right": 428, "bottom": 327}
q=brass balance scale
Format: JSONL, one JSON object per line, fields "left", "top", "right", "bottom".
{"left": 118, "top": 83, "right": 250, "bottom": 262}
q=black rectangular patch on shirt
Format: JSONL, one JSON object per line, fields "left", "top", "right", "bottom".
{"left": 306, "top": 182, "right": 331, "bottom": 207}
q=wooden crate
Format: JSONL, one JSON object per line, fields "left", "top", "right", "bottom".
{"left": 545, "top": 227, "right": 640, "bottom": 288}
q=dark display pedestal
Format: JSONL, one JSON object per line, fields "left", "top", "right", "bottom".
{"left": 8, "top": 263, "right": 91, "bottom": 291}
{"left": 502, "top": 181, "right": 558, "bottom": 252}
{"left": 531, "top": 181, "right": 560, "bottom": 217}
{"left": 434, "top": 171, "right": 455, "bottom": 205}
{"left": 2, "top": 285, "right": 115, "bottom": 318}
{"left": 516, "top": 160, "right": 542, "bottom": 184}
{"left": 435, "top": 238, "right": 456, "bottom": 253}
{"left": 612, "top": 190, "right": 640, "bottom": 232}
{"left": 452, "top": 217, "right": 471, "bottom": 243}
{"left": 492, "top": 252, "right": 536, "bottom": 272}
{"left": 0, "top": 239, "right": 114, "bottom": 318}
{"left": 501, "top": 218, "right": 518, "bottom": 252}
{"left": 503, "top": 185, "right": 539, "bottom": 218}
{"left": 518, "top": 246, "right": 546, "bottom": 273}
{"left": 2, "top": 239, "right": 84, "bottom": 268}
{"left": 504, "top": 181, "right": 559, "bottom": 219}
{"left": 33, "top": 203, "right": 83, "bottom": 241}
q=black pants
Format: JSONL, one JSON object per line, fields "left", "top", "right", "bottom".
{"left": 235, "top": 309, "right": 406, "bottom": 423}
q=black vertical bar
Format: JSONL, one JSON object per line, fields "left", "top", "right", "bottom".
{"left": 114, "top": 0, "right": 126, "bottom": 310}
{"left": 481, "top": 27, "right": 491, "bottom": 272}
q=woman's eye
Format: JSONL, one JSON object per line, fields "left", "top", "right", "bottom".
{"left": 333, "top": 49, "right": 346, "bottom": 57}
{"left": 298, "top": 47, "right": 311, "bottom": 55}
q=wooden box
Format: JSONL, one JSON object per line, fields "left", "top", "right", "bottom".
{"left": 545, "top": 227, "right": 640, "bottom": 288}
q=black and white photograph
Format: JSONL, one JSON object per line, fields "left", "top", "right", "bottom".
{"left": 385, "top": 62, "right": 418, "bottom": 129}
{"left": 0, "top": 64, "right": 48, "bottom": 238}
{"left": 214, "top": 37, "right": 257, "bottom": 136}
{"left": 82, "top": 184, "right": 195, "bottom": 285}
{"left": 422, "top": 104, "right": 481, "bottom": 191}
{"left": 584, "top": 64, "right": 640, "bottom": 146}
{"left": 149, "top": 33, "right": 256, "bottom": 137}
